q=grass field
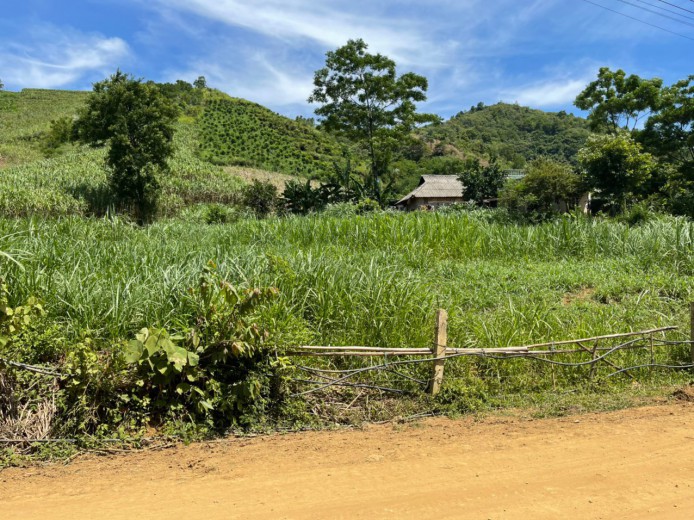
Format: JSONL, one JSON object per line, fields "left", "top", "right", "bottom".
{"left": 2, "top": 89, "right": 693, "bottom": 448}
{"left": 2, "top": 212, "right": 692, "bottom": 391}
{"left": 0, "top": 89, "right": 89, "bottom": 166}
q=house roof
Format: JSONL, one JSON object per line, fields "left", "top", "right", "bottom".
{"left": 395, "top": 175, "right": 465, "bottom": 205}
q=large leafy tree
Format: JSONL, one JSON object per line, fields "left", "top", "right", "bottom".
{"left": 575, "top": 67, "right": 662, "bottom": 133}
{"left": 74, "top": 71, "right": 178, "bottom": 223}
{"left": 642, "top": 76, "right": 694, "bottom": 216}
{"left": 457, "top": 158, "right": 506, "bottom": 203}
{"left": 577, "top": 133, "right": 656, "bottom": 211}
{"left": 500, "top": 158, "right": 583, "bottom": 221}
{"left": 309, "top": 39, "right": 437, "bottom": 204}
{"left": 643, "top": 76, "right": 694, "bottom": 163}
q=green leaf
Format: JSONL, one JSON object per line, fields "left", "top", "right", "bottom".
{"left": 144, "top": 334, "right": 162, "bottom": 356}
{"left": 167, "top": 345, "right": 189, "bottom": 367}
{"left": 123, "top": 340, "right": 144, "bottom": 364}
{"left": 187, "top": 351, "right": 199, "bottom": 367}
{"left": 136, "top": 328, "right": 149, "bottom": 343}
{"left": 176, "top": 383, "right": 191, "bottom": 395}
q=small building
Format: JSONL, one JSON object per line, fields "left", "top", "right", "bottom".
{"left": 394, "top": 175, "right": 465, "bottom": 211}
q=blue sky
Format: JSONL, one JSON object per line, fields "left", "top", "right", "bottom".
{"left": 1, "top": 0, "right": 692, "bottom": 119}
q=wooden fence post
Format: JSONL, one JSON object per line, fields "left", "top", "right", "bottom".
{"left": 690, "top": 302, "right": 694, "bottom": 371}
{"left": 428, "top": 309, "right": 447, "bottom": 396}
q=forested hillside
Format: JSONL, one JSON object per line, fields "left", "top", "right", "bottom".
{"left": 419, "top": 102, "right": 591, "bottom": 167}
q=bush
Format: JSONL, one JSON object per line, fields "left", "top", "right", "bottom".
{"left": 500, "top": 158, "right": 582, "bottom": 222}
{"left": 242, "top": 180, "right": 279, "bottom": 218}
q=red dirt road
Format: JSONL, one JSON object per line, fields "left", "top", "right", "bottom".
{"left": 2, "top": 403, "right": 694, "bottom": 519}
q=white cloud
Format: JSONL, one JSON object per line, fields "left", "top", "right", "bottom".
{"left": 0, "top": 26, "right": 129, "bottom": 89}
{"left": 501, "top": 77, "right": 592, "bottom": 107}
{"left": 152, "top": 0, "right": 440, "bottom": 65}
{"left": 173, "top": 53, "right": 314, "bottom": 108}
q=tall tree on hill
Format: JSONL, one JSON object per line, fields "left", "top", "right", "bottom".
{"left": 309, "top": 39, "right": 437, "bottom": 205}
{"left": 73, "top": 71, "right": 178, "bottom": 223}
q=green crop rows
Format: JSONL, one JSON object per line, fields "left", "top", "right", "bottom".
{"left": 198, "top": 93, "right": 344, "bottom": 177}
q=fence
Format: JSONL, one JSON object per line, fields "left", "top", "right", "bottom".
{"left": 289, "top": 304, "right": 694, "bottom": 397}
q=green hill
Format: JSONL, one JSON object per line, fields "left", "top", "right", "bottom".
{"left": 0, "top": 88, "right": 593, "bottom": 216}
{"left": 198, "top": 92, "right": 344, "bottom": 177}
{"left": 0, "top": 89, "right": 89, "bottom": 166}
{"left": 419, "top": 102, "right": 591, "bottom": 167}
{"left": 0, "top": 89, "right": 245, "bottom": 217}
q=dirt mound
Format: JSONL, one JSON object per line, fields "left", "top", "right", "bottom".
{"left": 2, "top": 403, "right": 694, "bottom": 519}
{"left": 672, "top": 385, "right": 694, "bottom": 402}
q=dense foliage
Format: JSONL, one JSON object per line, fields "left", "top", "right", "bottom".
{"left": 420, "top": 103, "right": 591, "bottom": 167}
{"left": 73, "top": 71, "right": 179, "bottom": 222}
{"left": 575, "top": 68, "right": 694, "bottom": 217}
{"left": 500, "top": 158, "right": 583, "bottom": 221}
{"left": 457, "top": 158, "right": 506, "bottom": 203}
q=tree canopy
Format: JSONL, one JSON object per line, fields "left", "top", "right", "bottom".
{"left": 309, "top": 39, "right": 437, "bottom": 204}
{"left": 500, "top": 158, "right": 582, "bottom": 221}
{"left": 73, "top": 71, "right": 179, "bottom": 222}
{"left": 457, "top": 158, "right": 505, "bottom": 203}
{"left": 577, "top": 133, "right": 656, "bottom": 210}
{"left": 575, "top": 68, "right": 694, "bottom": 217}
{"left": 575, "top": 67, "right": 662, "bottom": 133}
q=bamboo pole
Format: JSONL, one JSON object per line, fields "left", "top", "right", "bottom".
{"left": 428, "top": 309, "right": 447, "bottom": 396}
{"left": 291, "top": 327, "right": 677, "bottom": 355}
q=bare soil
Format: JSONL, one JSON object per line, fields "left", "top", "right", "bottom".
{"left": 2, "top": 403, "right": 694, "bottom": 519}
{"left": 224, "top": 166, "right": 318, "bottom": 190}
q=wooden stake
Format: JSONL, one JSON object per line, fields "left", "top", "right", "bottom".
{"left": 428, "top": 309, "right": 447, "bottom": 396}
{"left": 690, "top": 302, "right": 694, "bottom": 371}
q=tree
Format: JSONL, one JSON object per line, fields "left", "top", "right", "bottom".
{"left": 242, "top": 180, "right": 278, "bottom": 218}
{"left": 73, "top": 71, "right": 178, "bottom": 223}
{"left": 193, "top": 76, "right": 207, "bottom": 89}
{"left": 643, "top": 75, "right": 694, "bottom": 163}
{"left": 457, "top": 158, "right": 506, "bottom": 203}
{"left": 575, "top": 67, "right": 662, "bottom": 133}
{"left": 577, "top": 132, "right": 656, "bottom": 211}
{"left": 499, "top": 158, "right": 582, "bottom": 221}
{"left": 309, "top": 39, "right": 437, "bottom": 205}
{"left": 0, "top": 78, "right": 3, "bottom": 90}
{"left": 641, "top": 76, "right": 694, "bottom": 217}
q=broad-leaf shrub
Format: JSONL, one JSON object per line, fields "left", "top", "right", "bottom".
{"left": 121, "top": 263, "right": 283, "bottom": 427}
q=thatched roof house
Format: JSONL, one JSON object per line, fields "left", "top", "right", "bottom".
{"left": 394, "top": 175, "right": 465, "bottom": 211}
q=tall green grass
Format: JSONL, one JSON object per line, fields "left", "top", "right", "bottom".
{"left": 0, "top": 122, "right": 245, "bottom": 217}
{"left": 1, "top": 211, "right": 692, "bottom": 417}
{"left": 1, "top": 212, "right": 692, "bottom": 347}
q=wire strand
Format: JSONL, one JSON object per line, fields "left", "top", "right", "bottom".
{"left": 581, "top": 0, "right": 694, "bottom": 40}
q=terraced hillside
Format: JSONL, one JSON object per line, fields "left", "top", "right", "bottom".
{"left": 198, "top": 92, "right": 345, "bottom": 178}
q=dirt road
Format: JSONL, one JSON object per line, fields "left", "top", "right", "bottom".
{"left": 2, "top": 403, "right": 694, "bottom": 519}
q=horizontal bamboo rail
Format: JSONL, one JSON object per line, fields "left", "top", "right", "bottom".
{"left": 289, "top": 327, "right": 678, "bottom": 358}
